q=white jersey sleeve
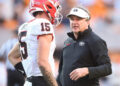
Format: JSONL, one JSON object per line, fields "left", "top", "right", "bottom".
{"left": 29, "top": 19, "right": 54, "bottom": 36}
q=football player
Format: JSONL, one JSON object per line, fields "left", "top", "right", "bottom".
{"left": 8, "top": 0, "right": 62, "bottom": 86}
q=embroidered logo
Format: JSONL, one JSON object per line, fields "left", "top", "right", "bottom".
{"left": 66, "top": 43, "right": 71, "bottom": 46}
{"left": 79, "top": 41, "right": 85, "bottom": 46}
{"left": 73, "top": 8, "right": 78, "bottom": 12}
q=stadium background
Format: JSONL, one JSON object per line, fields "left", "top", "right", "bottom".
{"left": 0, "top": 0, "right": 120, "bottom": 86}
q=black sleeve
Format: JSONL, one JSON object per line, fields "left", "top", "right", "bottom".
{"left": 57, "top": 51, "right": 63, "bottom": 86}
{"left": 88, "top": 39, "right": 112, "bottom": 79}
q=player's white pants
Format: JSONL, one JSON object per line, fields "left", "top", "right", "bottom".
{"left": 24, "top": 81, "right": 32, "bottom": 86}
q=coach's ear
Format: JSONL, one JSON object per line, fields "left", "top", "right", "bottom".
{"left": 86, "top": 19, "right": 90, "bottom": 24}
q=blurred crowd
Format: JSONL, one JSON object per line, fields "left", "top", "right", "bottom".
{"left": 0, "top": 0, "right": 120, "bottom": 86}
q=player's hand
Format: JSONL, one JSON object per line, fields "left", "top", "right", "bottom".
{"left": 69, "top": 67, "right": 89, "bottom": 81}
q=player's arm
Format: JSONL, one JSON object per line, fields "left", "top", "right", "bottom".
{"left": 8, "top": 42, "right": 21, "bottom": 65}
{"left": 8, "top": 42, "right": 26, "bottom": 77}
{"left": 37, "top": 34, "right": 58, "bottom": 86}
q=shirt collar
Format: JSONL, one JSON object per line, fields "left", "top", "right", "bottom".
{"left": 67, "top": 26, "right": 92, "bottom": 40}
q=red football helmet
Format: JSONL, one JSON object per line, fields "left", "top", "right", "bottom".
{"left": 29, "top": 0, "right": 62, "bottom": 25}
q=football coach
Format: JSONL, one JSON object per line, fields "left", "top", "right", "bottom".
{"left": 57, "top": 5, "right": 112, "bottom": 86}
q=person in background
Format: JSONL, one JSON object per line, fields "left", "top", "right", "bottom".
{"left": 0, "top": 30, "right": 25, "bottom": 86}
{"left": 0, "top": 56, "right": 7, "bottom": 86}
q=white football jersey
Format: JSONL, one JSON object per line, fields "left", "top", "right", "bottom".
{"left": 18, "top": 18, "right": 56, "bottom": 77}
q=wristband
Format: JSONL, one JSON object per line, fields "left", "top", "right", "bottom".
{"left": 14, "top": 62, "right": 26, "bottom": 77}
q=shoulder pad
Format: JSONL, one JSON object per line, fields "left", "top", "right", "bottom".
{"left": 18, "top": 23, "right": 28, "bottom": 34}
{"left": 29, "top": 19, "right": 54, "bottom": 35}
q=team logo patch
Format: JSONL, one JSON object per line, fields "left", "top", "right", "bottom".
{"left": 73, "top": 8, "right": 78, "bottom": 12}
{"left": 66, "top": 43, "right": 71, "bottom": 46}
{"left": 79, "top": 41, "right": 85, "bottom": 46}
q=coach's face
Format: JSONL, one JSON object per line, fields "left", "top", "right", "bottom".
{"left": 69, "top": 15, "right": 90, "bottom": 34}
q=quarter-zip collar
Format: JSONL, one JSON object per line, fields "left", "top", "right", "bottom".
{"left": 67, "top": 26, "right": 92, "bottom": 41}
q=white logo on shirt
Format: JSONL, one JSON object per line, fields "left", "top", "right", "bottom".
{"left": 79, "top": 41, "right": 85, "bottom": 46}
